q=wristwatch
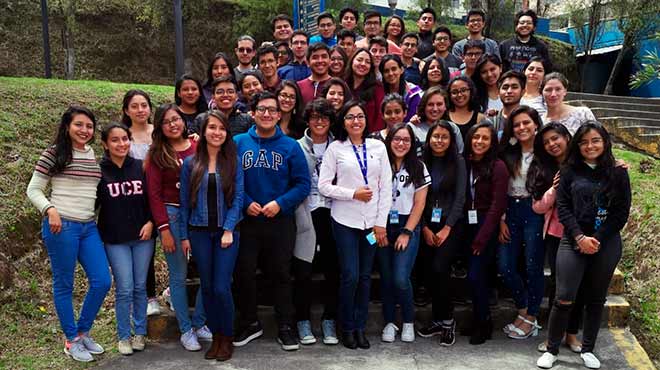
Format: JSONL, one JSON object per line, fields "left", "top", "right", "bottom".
{"left": 400, "top": 228, "right": 413, "bottom": 236}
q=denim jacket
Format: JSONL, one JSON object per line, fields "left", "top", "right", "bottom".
{"left": 179, "top": 155, "right": 244, "bottom": 240}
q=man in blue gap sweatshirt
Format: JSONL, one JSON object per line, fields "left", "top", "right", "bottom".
{"left": 232, "top": 91, "right": 311, "bottom": 351}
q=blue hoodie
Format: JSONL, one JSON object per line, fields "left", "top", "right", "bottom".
{"left": 234, "top": 125, "right": 311, "bottom": 216}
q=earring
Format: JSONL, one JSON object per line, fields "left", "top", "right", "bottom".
{"left": 509, "top": 137, "right": 518, "bottom": 146}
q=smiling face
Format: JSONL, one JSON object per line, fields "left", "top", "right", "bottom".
{"left": 254, "top": 98, "right": 280, "bottom": 134}
{"left": 68, "top": 114, "right": 95, "bottom": 149}
{"left": 390, "top": 127, "right": 412, "bottom": 159}
{"left": 479, "top": 61, "right": 501, "bottom": 87}
{"left": 382, "top": 59, "right": 402, "bottom": 87}
{"left": 512, "top": 112, "right": 537, "bottom": 144}
{"left": 103, "top": 127, "right": 131, "bottom": 160}
{"left": 161, "top": 109, "right": 185, "bottom": 140}
{"left": 427, "top": 59, "right": 443, "bottom": 84}
{"left": 343, "top": 105, "right": 367, "bottom": 138}
{"left": 464, "top": 47, "right": 483, "bottom": 69}
{"left": 308, "top": 110, "right": 331, "bottom": 138}
{"left": 278, "top": 85, "right": 297, "bottom": 114}
{"left": 471, "top": 127, "right": 492, "bottom": 159}
{"left": 277, "top": 45, "right": 290, "bottom": 67}
{"left": 449, "top": 80, "right": 471, "bottom": 109}
{"left": 273, "top": 19, "right": 293, "bottom": 42}
{"left": 386, "top": 18, "right": 403, "bottom": 38}
{"left": 516, "top": 15, "right": 535, "bottom": 38}
{"left": 424, "top": 93, "right": 446, "bottom": 122}
{"left": 212, "top": 58, "right": 231, "bottom": 79}
{"left": 329, "top": 50, "right": 344, "bottom": 75}
{"left": 369, "top": 45, "right": 386, "bottom": 68}
{"left": 433, "top": 32, "right": 451, "bottom": 53}
{"left": 401, "top": 36, "right": 418, "bottom": 59}
{"left": 524, "top": 61, "right": 545, "bottom": 86}
{"left": 578, "top": 129, "right": 604, "bottom": 164}
{"left": 178, "top": 80, "right": 201, "bottom": 107}
{"left": 258, "top": 52, "right": 278, "bottom": 78}
{"left": 383, "top": 100, "right": 406, "bottom": 127}
{"left": 205, "top": 115, "right": 227, "bottom": 149}
{"left": 241, "top": 75, "right": 263, "bottom": 100}
{"left": 542, "top": 129, "right": 568, "bottom": 159}
{"left": 213, "top": 82, "right": 238, "bottom": 111}
{"left": 542, "top": 78, "right": 567, "bottom": 108}
{"left": 125, "top": 95, "right": 151, "bottom": 126}
{"left": 325, "top": 84, "right": 345, "bottom": 111}
{"left": 467, "top": 14, "right": 485, "bottom": 35}
{"left": 429, "top": 126, "right": 451, "bottom": 156}
{"left": 351, "top": 50, "right": 372, "bottom": 78}
{"left": 311, "top": 50, "right": 331, "bottom": 77}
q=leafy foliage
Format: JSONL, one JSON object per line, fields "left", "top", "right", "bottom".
{"left": 629, "top": 33, "right": 660, "bottom": 90}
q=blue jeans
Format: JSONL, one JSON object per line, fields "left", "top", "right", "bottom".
{"left": 377, "top": 216, "right": 420, "bottom": 323}
{"left": 332, "top": 220, "right": 377, "bottom": 332}
{"left": 105, "top": 239, "right": 155, "bottom": 340}
{"left": 497, "top": 197, "right": 545, "bottom": 316}
{"left": 161, "top": 205, "right": 205, "bottom": 334}
{"left": 42, "top": 219, "right": 112, "bottom": 340}
{"left": 189, "top": 229, "right": 239, "bottom": 336}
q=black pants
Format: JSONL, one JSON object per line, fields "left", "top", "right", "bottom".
{"left": 235, "top": 215, "right": 296, "bottom": 328}
{"left": 463, "top": 222, "right": 498, "bottom": 322}
{"left": 547, "top": 234, "right": 622, "bottom": 355}
{"left": 293, "top": 208, "right": 339, "bottom": 321}
{"left": 546, "top": 235, "right": 583, "bottom": 335}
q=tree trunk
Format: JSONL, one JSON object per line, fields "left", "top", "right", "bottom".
{"left": 604, "top": 44, "right": 628, "bottom": 95}
{"left": 61, "top": 0, "right": 76, "bottom": 80}
{"left": 522, "top": 0, "right": 529, "bottom": 10}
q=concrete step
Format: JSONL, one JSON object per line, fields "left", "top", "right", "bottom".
{"left": 600, "top": 117, "right": 660, "bottom": 158}
{"left": 567, "top": 99, "right": 660, "bottom": 113}
{"left": 589, "top": 107, "right": 660, "bottom": 121}
{"left": 567, "top": 91, "right": 660, "bottom": 106}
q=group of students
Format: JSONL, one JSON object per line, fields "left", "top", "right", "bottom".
{"left": 26, "top": 5, "right": 632, "bottom": 370}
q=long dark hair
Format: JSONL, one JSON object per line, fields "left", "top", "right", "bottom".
{"left": 336, "top": 100, "right": 368, "bottom": 142}
{"left": 464, "top": 121, "right": 498, "bottom": 181}
{"left": 321, "top": 77, "right": 353, "bottom": 110}
{"left": 420, "top": 56, "right": 449, "bottom": 90}
{"left": 417, "top": 86, "right": 448, "bottom": 123}
{"left": 472, "top": 54, "right": 502, "bottom": 112}
{"left": 100, "top": 123, "right": 132, "bottom": 158}
{"left": 499, "top": 105, "right": 542, "bottom": 177}
{"left": 189, "top": 110, "right": 237, "bottom": 209}
{"left": 447, "top": 75, "right": 480, "bottom": 112}
{"left": 276, "top": 80, "right": 305, "bottom": 139}
{"left": 329, "top": 45, "right": 348, "bottom": 78}
{"left": 526, "top": 122, "right": 571, "bottom": 199}
{"left": 345, "top": 48, "right": 380, "bottom": 102}
{"left": 148, "top": 104, "right": 188, "bottom": 170}
{"left": 385, "top": 123, "right": 424, "bottom": 187}
{"left": 121, "top": 89, "right": 153, "bottom": 128}
{"left": 423, "top": 120, "right": 458, "bottom": 192}
{"left": 49, "top": 105, "right": 97, "bottom": 175}
{"left": 379, "top": 54, "right": 407, "bottom": 96}
{"left": 204, "top": 52, "right": 236, "bottom": 89}
{"left": 174, "top": 74, "right": 207, "bottom": 114}
{"left": 384, "top": 15, "right": 406, "bottom": 44}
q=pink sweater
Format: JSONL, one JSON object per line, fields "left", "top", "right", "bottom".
{"left": 532, "top": 187, "right": 563, "bottom": 239}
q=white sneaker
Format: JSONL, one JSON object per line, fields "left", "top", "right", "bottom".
{"left": 162, "top": 288, "right": 174, "bottom": 312}
{"left": 117, "top": 339, "right": 133, "bottom": 356}
{"left": 180, "top": 328, "right": 201, "bottom": 351}
{"left": 401, "top": 323, "right": 415, "bottom": 342}
{"left": 132, "top": 335, "right": 146, "bottom": 351}
{"left": 581, "top": 352, "right": 601, "bottom": 369}
{"left": 195, "top": 325, "right": 213, "bottom": 342}
{"left": 147, "top": 298, "right": 161, "bottom": 316}
{"left": 537, "top": 352, "right": 557, "bottom": 368}
{"left": 381, "top": 323, "right": 398, "bottom": 343}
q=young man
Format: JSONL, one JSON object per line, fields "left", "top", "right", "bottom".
{"left": 499, "top": 9, "right": 552, "bottom": 72}
{"left": 415, "top": 8, "right": 436, "bottom": 59}
{"left": 458, "top": 39, "right": 485, "bottom": 78}
{"left": 278, "top": 31, "right": 311, "bottom": 82}
{"left": 337, "top": 29, "right": 357, "bottom": 57}
{"left": 491, "top": 70, "right": 526, "bottom": 136}
{"left": 424, "top": 26, "right": 462, "bottom": 72}
{"left": 297, "top": 43, "right": 332, "bottom": 105}
{"left": 339, "top": 7, "right": 360, "bottom": 35}
{"left": 272, "top": 14, "right": 294, "bottom": 44}
{"left": 257, "top": 45, "right": 281, "bottom": 92}
{"left": 368, "top": 36, "right": 388, "bottom": 71}
{"left": 193, "top": 76, "right": 254, "bottom": 136}
{"left": 234, "top": 35, "right": 259, "bottom": 79}
{"left": 355, "top": 11, "right": 401, "bottom": 55}
{"left": 233, "top": 91, "right": 311, "bottom": 351}
{"left": 400, "top": 32, "right": 423, "bottom": 85}
{"left": 310, "top": 12, "right": 337, "bottom": 46}
{"left": 452, "top": 9, "right": 500, "bottom": 60}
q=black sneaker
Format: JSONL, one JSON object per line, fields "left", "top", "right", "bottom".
{"left": 417, "top": 321, "right": 444, "bottom": 338}
{"left": 233, "top": 321, "right": 263, "bottom": 347}
{"left": 277, "top": 325, "right": 300, "bottom": 351}
{"left": 439, "top": 320, "right": 456, "bottom": 346}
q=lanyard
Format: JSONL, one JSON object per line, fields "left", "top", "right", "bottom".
{"left": 469, "top": 169, "right": 479, "bottom": 210}
{"left": 352, "top": 143, "right": 368, "bottom": 185}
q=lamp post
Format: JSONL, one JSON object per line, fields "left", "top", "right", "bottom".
{"left": 40, "top": 0, "right": 52, "bottom": 78}
{"left": 388, "top": 0, "right": 397, "bottom": 15}
{"left": 173, "top": 0, "right": 184, "bottom": 81}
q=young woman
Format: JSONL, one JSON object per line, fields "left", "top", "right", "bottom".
{"left": 318, "top": 100, "right": 392, "bottom": 350}
{"left": 238, "top": 71, "right": 265, "bottom": 108}
{"left": 537, "top": 122, "right": 631, "bottom": 369}
{"left": 410, "top": 86, "right": 463, "bottom": 154}
{"left": 462, "top": 122, "right": 509, "bottom": 345}
{"left": 344, "top": 48, "right": 385, "bottom": 133}
{"left": 121, "top": 89, "right": 161, "bottom": 315}
{"left": 420, "top": 56, "right": 450, "bottom": 91}
{"left": 416, "top": 121, "right": 466, "bottom": 346}
{"left": 294, "top": 98, "right": 340, "bottom": 346}
{"left": 384, "top": 15, "right": 405, "bottom": 46}
{"left": 97, "top": 124, "right": 154, "bottom": 356}
{"left": 329, "top": 46, "right": 349, "bottom": 78}
{"left": 26, "top": 106, "right": 111, "bottom": 363}
{"left": 276, "top": 80, "right": 305, "bottom": 139}
{"left": 275, "top": 41, "right": 293, "bottom": 68}
{"left": 542, "top": 72, "right": 596, "bottom": 135}
{"left": 380, "top": 55, "right": 423, "bottom": 123}
{"left": 175, "top": 75, "right": 208, "bottom": 132}
{"left": 379, "top": 124, "right": 430, "bottom": 343}
{"left": 179, "top": 111, "right": 244, "bottom": 361}
{"left": 323, "top": 77, "right": 352, "bottom": 114}
{"left": 369, "top": 93, "right": 407, "bottom": 142}
{"left": 446, "top": 76, "right": 486, "bottom": 142}
{"left": 145, "top": 104, "right": 208, "bottom": 351}
{"left": 498, "top": 105, "right": 545, "bottom": 340}
{"left": 527, "top": 123, "right": 583, "bottom": 354}
{"left": 521, "top": 57, "right": 549, "bottom": 115}
{"left": 203, "top": 52, "right": 236, "bottom": 104}
{"left": 472, "top": 54, "right": 503, "bottom": 116}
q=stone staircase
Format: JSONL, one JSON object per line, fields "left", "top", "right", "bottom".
{"left": 566, "top": 92, "right": 660, "bottom": 158}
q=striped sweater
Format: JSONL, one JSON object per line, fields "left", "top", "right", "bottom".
{"left": 26, "top": 146, "right": 101, "bottom": 222}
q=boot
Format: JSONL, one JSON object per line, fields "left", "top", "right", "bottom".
{"left": 216, "top": 335, "right": 233, "bottom": 361}
{"left": 469, "top": 319, "right": 493, "bottom": 345}
{"left": 205, "top": 334, "right": 221, "bottom": 359}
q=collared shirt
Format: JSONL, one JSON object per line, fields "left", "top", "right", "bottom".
{"left": 278, "top": 60, "right": 311, "bottom": 82}
{"left": 452, "top": 37, "right": 500, "bottom": 60}
{"left": 310, "top": 34, "right": 337, "bottom": 47}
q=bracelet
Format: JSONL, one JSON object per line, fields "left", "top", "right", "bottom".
{"left": 575, "top": 234, "right": 586, "bottom": 243}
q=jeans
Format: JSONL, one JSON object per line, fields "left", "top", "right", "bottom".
{"left": 105, "top": 239, "right": 155, "bottom": 340}
{"left": 547, "top": 234, "right": 622, "bottom": 355}
{"left": 189, "top": 229, "right": 239, "bottom": 336}
{"left": 546, "top": 235, "right": 583, "bottom": 335}
{"left": 465, "top": 221, "right": 498, "bottom": 322}
{"left": 42, "top": 219, "right": 112, "bottom": 340}
{"left": 497, "top": 197, "right": 545, "bottom": 317}
{"left": 377, "top": 215, "right": 420, "bottom": 323}
{"left": 161, "top": 205, "right": 205, "bottom": 334}
{"left": 331, "top": 220, "right": 377, "bottom": 332}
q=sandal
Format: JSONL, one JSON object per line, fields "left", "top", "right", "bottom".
{"left": 508, "top": 317, "right": 541, "bottom": 339}
{"left": 503, "top": 315, "right": 526, "bottom": 334}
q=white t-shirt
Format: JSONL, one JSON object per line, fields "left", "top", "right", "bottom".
{"left": 488, "top": 96, "right": 503, "bottom": 112}
{"left": 309, "top": 142, "right": 330, "bottom": 211}
{"left": 508, "top": 151, "right": 533, "bottom": 197}
{"left": 391, "top": 162, "right": 431, "bottom": 215}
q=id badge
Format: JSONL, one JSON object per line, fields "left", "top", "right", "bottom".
{"left": 468, "top": 210, "right": 478, "bottom": 225}
{"left": 389, "top": 209, "right": 400, "bottom": 224}
{"left": 431, "top": 208, "right": 442, "bottom": 223}
{"left": 366, "top": 231, "right": 377, "bottom": 245}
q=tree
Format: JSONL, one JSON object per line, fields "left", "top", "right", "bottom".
{"left": 52, "top": 0, "right": 77, "bottom": 79}
{"left": 567, "top": 0, "right": 606, "bottom": 91}
{"left": 604, "top": 0, "right": 660, "bottom": 94}
{"left": 629, "top": 33, "right": 660, "bottom": 89}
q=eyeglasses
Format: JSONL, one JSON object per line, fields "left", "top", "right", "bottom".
{"left": 465, "top": 52, "right": 483, "bottom": 58}
{"left": 278, "top": 93, "right": 296, "bottom": 101}
{"left": 344, "top": 113, "right": 366, "bottom": 121}
{"left": 237, "top": 47, "right": 253, "bottom": 54}
{"left": 309, "top": 114, "right": 330, "bottom": 122}
{"left": 450, "top": 87, "right": 470, "bottom": 96}
{"left": 319, "top": 23, "right": 334, "bottom": 29}
{"left": 214, "top": 88, "right": 236, "bottom": 96}
{"left": 365, "top": 21, "right": 380, "bottom": 27}
{"left": 255, "top": 106, "right": 279, "bottom": 114}
{"left": 430, "top": 134, "right": 451, "bottom": 142}
{"left": 331, "top": 56, "right": 344, "bottom": 62}
{"left": 578, "top": 137, "right": 603, "bottom": 147}
{"left": 392, "top": 137, "right": 411, "bottom": 144}
{"left": 278, "top": 50, "right": 289, "bottom": 56}
{"left": 291, "top": 40, "right": 307, "bottom": 46}
{"left": 162, "top": 116, "right": 182, "bottom": 126}
{"left": 435, "top": 36, "right": 450, "bottom": 42}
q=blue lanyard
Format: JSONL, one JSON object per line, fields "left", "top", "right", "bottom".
{"left": 352, "top": 143, "right": 368, "bottom": 185}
